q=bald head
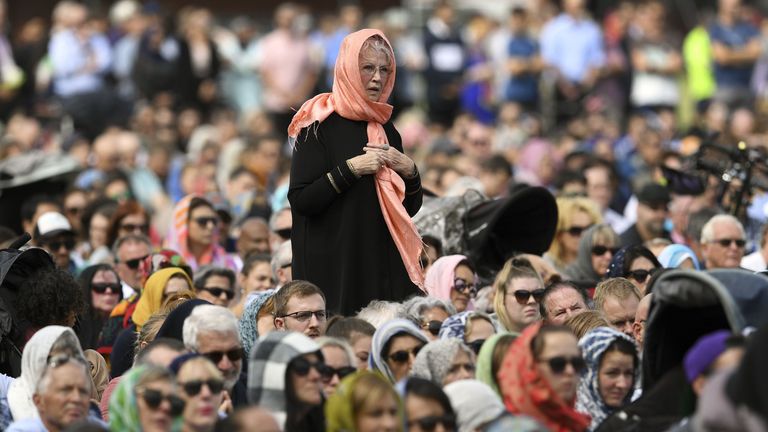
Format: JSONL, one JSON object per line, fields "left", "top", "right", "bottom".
{"left": 633, "top": 293, "right": 652, "bottom": 347}
{"left": 237, "top": 217, "right": 270, "bottom": 258}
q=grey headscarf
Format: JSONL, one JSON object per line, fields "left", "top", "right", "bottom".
{"left": 564, "top": 224, "right": 618, "bottom": 284}
{"left": 410, "top": 338, "right": 474, "bottom": 386}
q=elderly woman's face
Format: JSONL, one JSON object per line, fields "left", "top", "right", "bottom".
{"left": 359, "top": 46, "right": 390, "bottom": 102}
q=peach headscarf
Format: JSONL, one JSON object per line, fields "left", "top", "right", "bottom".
{"left": 287, "top": 28, "right": 424, "bottom": 288}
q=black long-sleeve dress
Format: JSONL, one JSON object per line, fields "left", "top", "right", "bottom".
{"left": 288, "top": 112, "right": 423, "bottom": 315}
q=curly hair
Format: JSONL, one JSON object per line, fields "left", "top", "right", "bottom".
{"left": 16, "top": 268, "right": 85, "bottom": 327}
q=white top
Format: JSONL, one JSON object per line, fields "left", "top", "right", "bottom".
{"left": 741, "top": 250, "right": 767, "bottom": 272}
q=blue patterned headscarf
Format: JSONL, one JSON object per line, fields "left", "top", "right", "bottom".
{"left": 439, "top": 311, "right": 499, "bottom": 340}
{"left": 239, "top": 289, "right": 276, "bottom": 358}
{"left": 605, "top": 247, "right": 629, "bottom": 278}
{"left": 657, "top": 244, "right": 701, "bottom": 270}
{"left": 576, "top": 327, "right": 639, "bottom": 431}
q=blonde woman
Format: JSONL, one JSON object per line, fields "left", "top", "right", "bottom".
{"left": 545, "top": 197, "right": 603, "bottom": 273}
{"left": 493, "top": 257, "right": 545, "bottom": 333}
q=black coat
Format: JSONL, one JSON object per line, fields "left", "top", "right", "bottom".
{"left": 288, "top": 112, "right": 423, "bottom": 315}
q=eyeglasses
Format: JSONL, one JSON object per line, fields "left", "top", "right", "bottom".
{"left": 626, "top": 269, "right": 656, "bottom": 283}
{"left": 539, "top": 355, "right": 587, "bottom": 374}
{"left": 279, "top": 310, "right": 327, "bottom": 322}
{"left": 121, "top": 254, "right": 149, "bottom": 270}
{"left": 566, "top": 225, "right": 592, "bottom": 236}
{"left": 360, "top": 64, "right": 391, "bottom": 79}
{"left": 591, "top": 245, "right": 618, "bottom": 256}
{"left": 92, "top": 282, "right": 121, "bottom": 294}
{"left": 453, "top": 278, "right": 477, "bottom": 296}
{"left": 198, "top": 286, "right": 235, "bottom": 300}
{"left": 275, "top": 228, "right": 291, "bottom": 240}
{"left": 511, "top": 288, "right": 545, "bottom": 305}
{"left": 388, "top": 346, "right": 423, "bottom": 364}
{"left": 200, "top": 348, "right": 243, "bottom": 364}
{"left": 179, "top": 379, "right": 224, "bottom": 396}
{"left": 467, "top": 339, "right": 485, "bottom": 355}
{"left": 120, "top": 223, "right": 149, "bottom": 234}
{"left": 712, "top": 238, "right": 746, "bottom": 248}
{"left": 193, "top": 217, "right": 219, "bottom": 228}
{"left": 422, "top": 320, "right": 443, "bottom": 336}
{"left": 137, "top": 388, "right": 186, "bottom": 417}
{"left": 408, "top": 415, "right": 457, "bottom": 432}
{"left": 43, "top": 238, "right": 76, "bottom": 251}
{"left": 291, "top": 356, "right": 327, "bottom": 377}
{"left": 318, "top": 364, "right": 357, "bottom": 383}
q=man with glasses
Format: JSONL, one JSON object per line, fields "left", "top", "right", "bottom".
{"left": 112, "top": 234, "right": 152, "bottom": 298}
{"left": 194, "top": 267, "right": 236, "bottom": 307}
{"left": 7, "top": 355, "right": 96, "bottom": 432}
{"left": 268, "top": 207, "right": 292, "bottom": 253}
{"left": 33, "top": 212, "right": 79, "bottom": 273}
{"left": 183, "top": 305, "right": 248, "bottom": 407}
{"left": 273, "top": 280, "right": 327, "bottom": 339}
{"left": 594, "top": 278, "right": 641, "bottom": 338}
{"left": 701, "top": 214, "right": 747, "bottom": 269}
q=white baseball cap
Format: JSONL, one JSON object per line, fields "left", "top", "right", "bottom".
{"left": 35, "top": 212, "right": 74, "bottom": 238}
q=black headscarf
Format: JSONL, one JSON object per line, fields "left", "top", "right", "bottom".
{"left": 155, "top": 299, "right": 211, "bottom": 342}
{"left": 726, "top": 325, "right": 768, "bottom": 421}
{"left": 75, "top": 264, "right": 123, "bottom": 350}
{"left": 606, "top": 245, "right": 662, "bottom": 279}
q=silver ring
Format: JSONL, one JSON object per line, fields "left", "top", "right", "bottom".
{"left": 382, "top": 144, "right": 390, "bottom": 151}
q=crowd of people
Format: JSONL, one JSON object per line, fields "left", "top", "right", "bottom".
{"left": 1, "top": 0, "right": 768, "bottom": 431}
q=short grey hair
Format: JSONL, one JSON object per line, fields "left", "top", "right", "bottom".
{"left": 360, "top": 35, "right": 393, "bottom": 67}
{"left": 271, "top": 240, "right": 292, "bottom": 279}
{"left": 183, "top": 305, "right": 240, "bottom": 351}
{"left": 700, "top": 214, "right": 745, "bottom": 243}
{"left": 401, "top": 296, "right": 456, "bottom": 325}
{"left": 112, "top": 233, "right": 152, "bottom": 259}
{"left": 36, "top": 357, "right": 91, "bottom": 394}
{"left": 356, "top": 300, "right": 402, "bottom": 329}
{"left": 316, "top": 336, "right": 356, "bottom": 366}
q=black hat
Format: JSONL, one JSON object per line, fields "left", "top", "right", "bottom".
{"left": 638, "top": 183, "right": 671, "bottom": 205}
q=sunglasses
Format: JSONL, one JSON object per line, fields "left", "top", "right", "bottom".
{"left": 408, "top": 415, "right": 457, "bottom": 432}
{"left": 539, "top": 355, "right": 587, "bottom": 374}
{"left": 92, "top": 282, "right": 121, "bottom": 294}
{"left": 626, "top": 269, "right": 656, "bottom": 283}
{"left": 194, "top": 217, "right": 219, "bottom": 228}
{"left": 511, "top": 288, "right": 545, "bottom": 305}
{"left": 275, "top": 228, "right": 291, "bottom": 240}
{"left": 591, "top": 245, "right": 618, "bottom": 256}
{"left": 122, "top": 254, "right": 150, "bottom": 270}
{"left": 198, "top": 286, "right": 234, "bottom": 300}
{"left": 565, "top": 225, "right": 592, "bottom": 236}
{"left": 453, "top": 278, "right": 478, "bottom": 296}
{"left": 712, "top": 238, "right": 746, "bottom": 248}
{"left": 279, "top": 310, "right": 327, "bottom": 322}
{"left": 120, "top": 223, "right": 149, "bottom": 234}
{"left": 467, "top": 339, "right": 485, "bottom": 355}
{"left": 137, "top": 388, "right": 186, "bottom": 417}
{"left": 422, "top": 320, "right": 443, "bottom": 336}
{"left": 44, "top": 238, "right": 76, "bottom": 251}
{"left": 200, "top": 348, "right": 243, "bottom": 364}
{"left": 291, "top": 356, "right": 327, "bottom": 377}
{"left": 318, "top": 365, "right": 357, "bottom": 383}
{"left": 180, "top": 379, "right": 224, "bottom": 397}
{"left": 389, "top": 346, "right": 423, "bottom": 364}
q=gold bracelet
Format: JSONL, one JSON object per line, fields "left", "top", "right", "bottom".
{"left": 347, "top": 160, "right": 360, "bottom": 178}
{"left": 327, "top": 172, "right": 341, "bottom": 193}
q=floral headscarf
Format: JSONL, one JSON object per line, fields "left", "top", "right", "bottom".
{"left": 576, "top": 327, "right": 638, "bottom": 431}
{"left": 498, "top": 322, "right": 591, "bottom": 432}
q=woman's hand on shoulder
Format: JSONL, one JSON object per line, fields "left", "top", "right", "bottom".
{"left": 348, "top": 151, "right": 385, "bottom": 176}
{"left": 365, "top": 143, "right": 417, "bottom": 178}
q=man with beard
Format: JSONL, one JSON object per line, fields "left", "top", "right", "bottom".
{"left": 183, "top": 305, "right": 247, "bottom": 407}
{"left": 272, "top": 280, "right": 326, "bottom": 339}
{"left": 620, "top": 183, "right": 671, "bottom": 247}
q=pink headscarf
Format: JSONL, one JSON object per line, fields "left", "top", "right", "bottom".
{"left": 424, "top": 254, "right": 475, "bottom": 311}
{"left": 287, "top": 28, "right": 424, "bottom": 288}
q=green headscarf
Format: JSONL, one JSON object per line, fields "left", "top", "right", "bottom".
{"left": 326, "top": 371, "right": 403, "bottom": 432}
{"left": 109, "top": 365, "right": 183, "bottom": 432}
{"left": 475, "top": 332, "right": 517, "bottom": 397}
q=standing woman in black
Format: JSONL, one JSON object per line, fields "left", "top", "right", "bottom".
{"left": 288, "top": 29, "right": 424, "bottom": 315}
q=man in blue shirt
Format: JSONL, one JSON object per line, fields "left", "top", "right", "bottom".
{"left": 709, "top": 0, "right": 761, "bottom": 106}
{"left": 505, "top": 7, "right": 542, "bottom": 110}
